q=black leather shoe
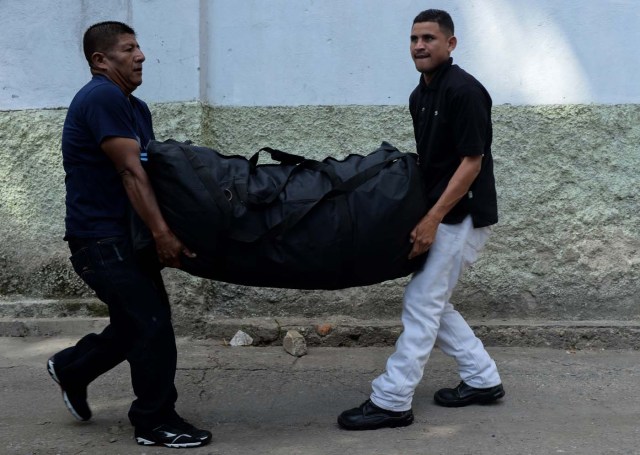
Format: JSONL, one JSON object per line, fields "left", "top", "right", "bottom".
{"left": 434, "top": 381, "right": 505, "bottom": 408}
{"left": 47, "top": 356, "right": 92, "bottom": 421}
{"left": 338, "top": 399, "right": 414, "bottom": 430}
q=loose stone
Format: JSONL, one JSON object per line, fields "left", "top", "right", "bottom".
{"left": 230, "top": 330, "right": 253, "bottom": 346}
{"left": 283, "top": 330, "right": 307, "bottom": 357}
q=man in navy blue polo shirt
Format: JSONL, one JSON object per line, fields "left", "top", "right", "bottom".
{"left": 47, "top": 21, "right": 211, "bottom": 448}
{"left": 339, "top": 9, "right": 504, "bottom": 430}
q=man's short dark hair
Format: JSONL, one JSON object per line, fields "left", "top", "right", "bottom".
{"left": 413, "top": 9, "right": 454, "bottom": 36}
{"left": 83, "top": 21, "right": 136, "bottom": 67}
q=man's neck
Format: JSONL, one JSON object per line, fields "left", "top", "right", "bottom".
{"left": 91, "top": 70, "right": 132, "bottom": 97}
{"left": 422, "top": 58, "right": 452, "bottom": 86}
{"left": 422, "top": 72, "right": 435, "bottom": 85}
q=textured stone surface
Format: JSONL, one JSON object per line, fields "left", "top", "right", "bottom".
{"left": 283, "top": 330, "right": 307, "bottom": 357}
{"left": 3, "top": 313, "right": 640, "bottom": 349}
{"left": 229, "top": 330, "right": 254, "bottom": 347}
{"left": 0, "top": 103, "right": 203, "bottom": 299}
{"left": 0, "top": 103, "right": 638, "bottom": 324}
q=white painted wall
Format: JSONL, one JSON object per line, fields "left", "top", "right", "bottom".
{"left": 1, "top": 0, "right": 638, "bottom": 109}
{"left": 0, "top": 0, "right": 200, "bottom": 110}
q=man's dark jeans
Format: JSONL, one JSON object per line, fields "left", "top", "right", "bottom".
{"left": 53, "top": 236, "right": 178, "bottom": 429}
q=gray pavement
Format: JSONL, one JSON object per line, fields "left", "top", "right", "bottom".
{"left": 1, "top": 336, "right": 639, "bottom": 455}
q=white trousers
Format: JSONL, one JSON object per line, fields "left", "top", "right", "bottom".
{"left": 370, "top": 215, "right": 501, "bottom": 412}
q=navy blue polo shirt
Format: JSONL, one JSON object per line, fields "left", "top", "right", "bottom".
{"left": 62, "top": 74, "right": 154, "bottom": 239}
{"left": 409, "top": 58, "right": 498, "bottom": 227}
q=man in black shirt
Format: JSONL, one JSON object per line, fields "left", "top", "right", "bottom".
{"left": 339, "top": 9, "right": 504, "bottom": 431}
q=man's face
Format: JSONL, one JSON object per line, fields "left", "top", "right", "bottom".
{"left": 100, "top": 33, "right": 145, "bottom": 94}
{"left": 410, "top": 21, "right": 456, "bottom": 78}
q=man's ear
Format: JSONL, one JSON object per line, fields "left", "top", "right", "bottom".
{"left": 90, "top": 52, "right": 107, "bottom": 70}
{"left": 448, "top": 36, "right": 457, "bottom": 53}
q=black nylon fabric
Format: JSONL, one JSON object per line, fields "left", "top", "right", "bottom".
{"left": 145, "top": 139, "right": 429, "bottom": 290}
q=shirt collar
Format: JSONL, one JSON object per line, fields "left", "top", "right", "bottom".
{"left": 419, "top": 57, "right": 453, "bottom": 91}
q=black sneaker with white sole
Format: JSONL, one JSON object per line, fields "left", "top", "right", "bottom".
{"left": 47, "top": 356, "right": 92, "bottom": 421}
{"left": 135, "top": 418, "right": 212, "bottom": 448}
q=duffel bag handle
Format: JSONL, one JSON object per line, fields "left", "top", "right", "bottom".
{"left": 249, "top": 147, "right": 306, "bottom": 170}
{"left": 253, "top": 147, "right": 343, "bottom": 185}
{"left": 230, "top": 153, "right": 407, "bottom": 243}
{"left": 244, "top": 148, "right": 342, "bottom": 207}
{"left": 261, "top": 154, "right": 406, "bottom": 240}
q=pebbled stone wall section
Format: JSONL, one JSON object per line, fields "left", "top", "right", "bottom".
{"left": 1, "top": 103, "right": 638, "bottom": 322}
{"left": 0, "top": 102, "right": 204, "bottom": 298}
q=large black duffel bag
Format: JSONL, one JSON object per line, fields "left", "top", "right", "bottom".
{"left": 145, "top": 139, "right": 428, "bottom": 289}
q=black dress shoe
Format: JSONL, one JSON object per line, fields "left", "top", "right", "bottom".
{"left": 434, "top": 381, "right": 505, "bottom": 408}
{"left": 338, "top": 399, "right": 414, "bottom": 430}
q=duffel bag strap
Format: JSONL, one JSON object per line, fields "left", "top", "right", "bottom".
{"left": 244, "top": 151, "right": 342, "bottom": 207}
{"left": 229, "top": 158, "right": 347, "bottom": 242}
{"left": 233, "top": 154, "right": 407, "bottom": 242}
{"left": 333, "top": 151, "right": 406, "bottom": 194}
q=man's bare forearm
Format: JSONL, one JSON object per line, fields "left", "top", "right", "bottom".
{"left": 119, "top": 166, "right": 171, "bottom": 239}
{"left": 408, "top": 154, "right": 482, "bottom": 258}
{"left": 425, "top": 154, "right": 482, "bottom": 223}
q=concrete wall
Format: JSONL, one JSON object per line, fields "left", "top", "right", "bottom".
{"left": 2, "top": 0, "right": 639, "bottom": 109}
{"left": 0, "top": 0, "right": 201, "bottom": 109}
{"left": 1, "top": 0, "right": 639, "bottom": 325}
{"left": 204, "top": 0, "right": 639, "bottom": 106}
{"left": 1, "top": 103, "right": 638, "bottom": 323}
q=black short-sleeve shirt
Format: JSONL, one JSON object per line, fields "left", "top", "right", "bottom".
{"left": 409, "top": 58, "right": 498, "bottom": 227}
{"left": 62, "top": 75, "right": 155, "bottom": 239}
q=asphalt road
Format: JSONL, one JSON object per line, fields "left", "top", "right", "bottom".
{"left": 1, "top": 336, "right": 638, "bottom": 455}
